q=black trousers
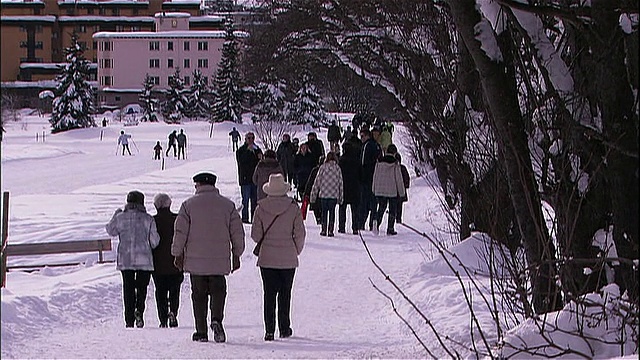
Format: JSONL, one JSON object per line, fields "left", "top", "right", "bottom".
{"left": 358, "top": 184, "right": 376, "bottom": 230}
{"left": 338, "top": 203, "right": 359, "bottom": 232}
{"left": 166, "top": 143, "right": 176, "bottom": 157}
{"left": 376, "top": 196, "right": 398, "bottom": 231}
{"left": 152, "top": 273, "right": 184, "bottom": 324}
{"left": 260, "top": 268, "right": 296, "bottom": 334}
{"left": 154, "top": 151, "right": 161, "bottom": 160}
{"left": 121, "top": 270, "right": 152, "bottom": 326}
{"left": 177, "top": 145, "right": 185, "bottom": 159}
{"left": 122, "top": 144, "right": 131, "bottom": 156}
{"left": 190, "top": 275, "right": 227, "bottom": 334}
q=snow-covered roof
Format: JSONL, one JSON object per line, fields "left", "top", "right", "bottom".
{"left": 58, "top": 16, "right": 154, "bottom": 23}
{"left": 0, "top": 0, "right": 45, "bottom": 4}
{"left": 102, "top": 87, "right": 142, "bottom": 93}
{"left": 93, "top": 30, "right": 248, "bottom": 39}
{"left": 1, "top": 80, "right": 98, "bottom": 88}
{"left": 154, "top": 12, "right": 190, "bottom": 18}
{"left": 57, "top": 0, "right": 149, "bottom": 4}
{"left": 189, "top": 15, "right": 225, "bottom": 23}
{"left": 0, "top": 15, "right": 56, "bottom": 22}
{"left": 20, "top": 62, "right": 98, "bottom": 70}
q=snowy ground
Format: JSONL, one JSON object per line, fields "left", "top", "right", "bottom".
{"left": 1, "top": 112, "right": 637, "bottom": 359}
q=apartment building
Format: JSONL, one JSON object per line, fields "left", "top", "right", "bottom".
{"left": 94, "top": 11, "right": 247, "bottom": 107}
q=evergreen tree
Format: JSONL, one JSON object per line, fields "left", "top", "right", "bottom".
{"left": 252, "top": 78, "right": 287, "bottom": 123}
{"left": 162, "top": 68, "right": 188, "bottom": 123}
{"left": 50, "top": 32, "right": 95, "bottom": 133}
{"left": 187, "top": 69, "right": 212, "bottom": 119}
{"left": 139, "top": 74, "right": 159, "bottom": 122}
{"left": 288, "top": 71, "right": 326, "bottom": 127}
{"left": 211, "top": 20, "right": 243, "bottom": 123}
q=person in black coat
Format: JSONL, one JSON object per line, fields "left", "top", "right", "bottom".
{"left": 293, "top": 143, "right": 316, "bottom": 201}
{"left": 276, "top": 134, "right": 297, "bottom": 185}
{"left": 327, "top": 120, "right": 342, "bottom": 154}
{"left": 338, "top": 142, "right": 361, "bottom": 234}
{"left": 152, "top": 193, "right": 184, "bottom": 328}
{"left": 236, "top": 132, "right": 263, "bottom": 223}
{"left": 357, "top": 128, "right": 382, "bottom": 231}
{"left": 306, "top": 132, "right": 325, "bottom": 166}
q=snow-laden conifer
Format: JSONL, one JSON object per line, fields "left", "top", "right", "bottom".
{"left": 211, "top": 20, "right": 243, "bottom": 123}
{"left": 50, "top": 32, "right": 95, "bottom": 133}
{"left": 139, "top": 74, "right": 159, "bottom": 122}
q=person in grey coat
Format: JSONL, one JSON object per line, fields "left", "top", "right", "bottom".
{"left": 106, "top": 190, "right": 160, "bottom": 328}
{"left": 172, "top": 172, "right": 245, "bottom": 343}
{"left": 252, "top": 174, "right": 306, "bottom": 341}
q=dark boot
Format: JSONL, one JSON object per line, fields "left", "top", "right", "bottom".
{"left": 211, "top": 320, "right": 226, "bottom": 343}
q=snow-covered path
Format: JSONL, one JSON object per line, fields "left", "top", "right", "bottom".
{"left": 7, "top": 228, "right": 426, "bottom": 359}
{"left": 1, "top": 116, "right": 432, "bottom": 358}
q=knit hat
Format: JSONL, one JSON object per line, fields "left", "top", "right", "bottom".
{"left": 153, "top": 193, "right": 172, "bottom": 209}
{"left": 262, "top": 173, "right": 290, "bottom": 197}
{"left": 126, "top": 190, "right": 145, "bottom": 205}
{"left": 193, "top": 172, "right": 217, "bottom": 186}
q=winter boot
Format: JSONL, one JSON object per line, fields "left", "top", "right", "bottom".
{"left": 386, "top": 229, "right": 398, "bottom": 236}
{"left": 280, "top": 328, "right": 293, "bottom": 338}
{"left": 134, "top": 311, "right": 144, "bottom": 328}
{"left": 211, "top": 320, "right": 226, "bottom": 343}
{"left": 264, "top": 332, "right": 275, "bottom": 341}
{"left": 168, "top": 312, "right": 178, "bottom": 328}
{"left": 192, "top": 332, "right": 208, "bottom": 342}
{"left": 372, "top": 220, "right": 379, "bottom": 236}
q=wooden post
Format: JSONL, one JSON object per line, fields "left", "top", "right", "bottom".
{"left": 1, "top": 192, "right": 9, "bottom": 287}
{"left": 43, "top": 131, "right": 46, "bottom": 142}
{"left": 36, "top": 133, "right": 38, "bottom": 142}
{"left": 209, "top": 121, "right": 214, "bottom": 138}
{"left": 161, "top": 157, "right": 165, "bottom": 171}
{"left": 100, "top": 130, "right": 103, "bottom": 141}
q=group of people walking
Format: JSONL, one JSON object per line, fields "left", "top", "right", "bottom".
{"left": 234, "top": 121, "right": 409, "bottom": 238}
{"left": 117, "top": 129, "right": 187, "bottom": 160}
{"left": 106, "top": 172, "right": 305, "bottom": 343}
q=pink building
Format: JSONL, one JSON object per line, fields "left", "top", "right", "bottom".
{"left": 93, "top": 11, "right": 240, "bottom": 108}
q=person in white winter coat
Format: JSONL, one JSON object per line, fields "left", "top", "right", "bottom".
{"left": 106, "top": 190, "right": 160, "bottom": 328}
{"left": 310, "top": 152, "right": 343, "bottom": 236}
{"left": 372, "top": 144, "right": 405, "bottom": 235}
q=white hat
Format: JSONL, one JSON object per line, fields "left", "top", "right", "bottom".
{"left": 262, "top": 173, "right": 291, "bottom": 197}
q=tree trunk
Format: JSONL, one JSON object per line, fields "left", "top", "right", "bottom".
{"left": 447, "top": 0, "right": 562, "bottom": 314}
{"left": 591, "top": 1, "right": 639, "bottom": 303}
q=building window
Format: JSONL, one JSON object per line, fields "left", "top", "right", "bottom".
{"left": 101, "top": 59, "right": 113, "bottom": 68}
{"left": 149, "top": 59, "right": 160, "bottom": 68}
{"left": 101, "top": 41, "right": 113, "bottom": 51}
{"left": 34, "top": 8, "right": 41, "bottom": 15}
{"left": 149, "top": 41, "right": 160, "bottom": 51}
{"left": 115, "top": 96, "right": 121, "bottom": 101}
{"left": 79, "top": 41, "right": 87, "bottom": 50}
{"left": 112, "top": 8, "right": 120, "bottom": 16}
{"left": 168, "top": 41, "right": 174, "bottom": 51}
{"left": 20, "top": 57, "right": 28, "bottom": 63}
{"left": 151, "top": 76, "right": 160, "bottom": 85}
{"left": 66, "top": 8, "right": 74, "bottom": 15}
{"left": 19, "top": 41, "right": 28, "bottom": 48}
{"left": 93, "top": 25, "right": 100, "bottom": 32}
{"left": 93, "top": 57, "right": 97, "bottom": 63}
{"left": 184, "top": 41, "right": 190, "bottom": 51}
{"left": 19, "top": 25, "right": 27, "bottom": 32}
{"left": 132, "top": 8, "right": 139, "bottom": 15}
{"left": 76, "top": 25, "right": 87, "bottom": 33}
{"left": 184, "top": 76, "right": 190, "bottom": 86}
{"left": 115, "top": 25, "right": 125, "bottom": 32}
{"left": 197, "top": 41, "right": 208, "bottom": 51}
{"left": 184, "top": 59, "right": 190, "bottom": 68}
{"left": 87, "top": 8, "right": 94, "bottom": 15}
{"left": 197, "top": 59, "right": 208, "bottom": 68}
{"left": 99, "top": 8, "right": 106, "bottom": 15}
{"left": 93, "top": 41, "right": 97, "bottom": 50}
{"left": 35, "top": 41, "right": 44, "bottom": 50}
{"left": 35, "top": 25, "right": 43, "bottom": 33}
{"left": 101, "top": 76, "right": 113, "bottom": 86}
{"left": 168, "top": 59, "right": 174, "bottom": 68}
{"left": 130, "top": 25, "right": 140, "bottom": 31}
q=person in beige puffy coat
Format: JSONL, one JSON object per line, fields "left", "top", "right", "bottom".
{"left": 251, "top": 173, "right": 306, "bottom": 341}
{"left": 372, "top": 144, "right": 406, "bottom": 235}
{"left": 171, "top": 172, "right": 245, "bottom": 343}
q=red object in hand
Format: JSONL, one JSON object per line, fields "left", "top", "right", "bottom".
{"left": 301, "top": 196, "right": 309, "bottom": 220}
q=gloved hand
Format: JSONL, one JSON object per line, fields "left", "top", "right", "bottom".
{"left": 174, "top": 255, "right": 184, "bottom": 271}
{"left": 232, "top": 255, "right": 240, "bottom": 273}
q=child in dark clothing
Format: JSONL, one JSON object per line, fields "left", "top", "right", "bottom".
{"left": 154, "top": 141, "right": 162, "bottom": 160}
